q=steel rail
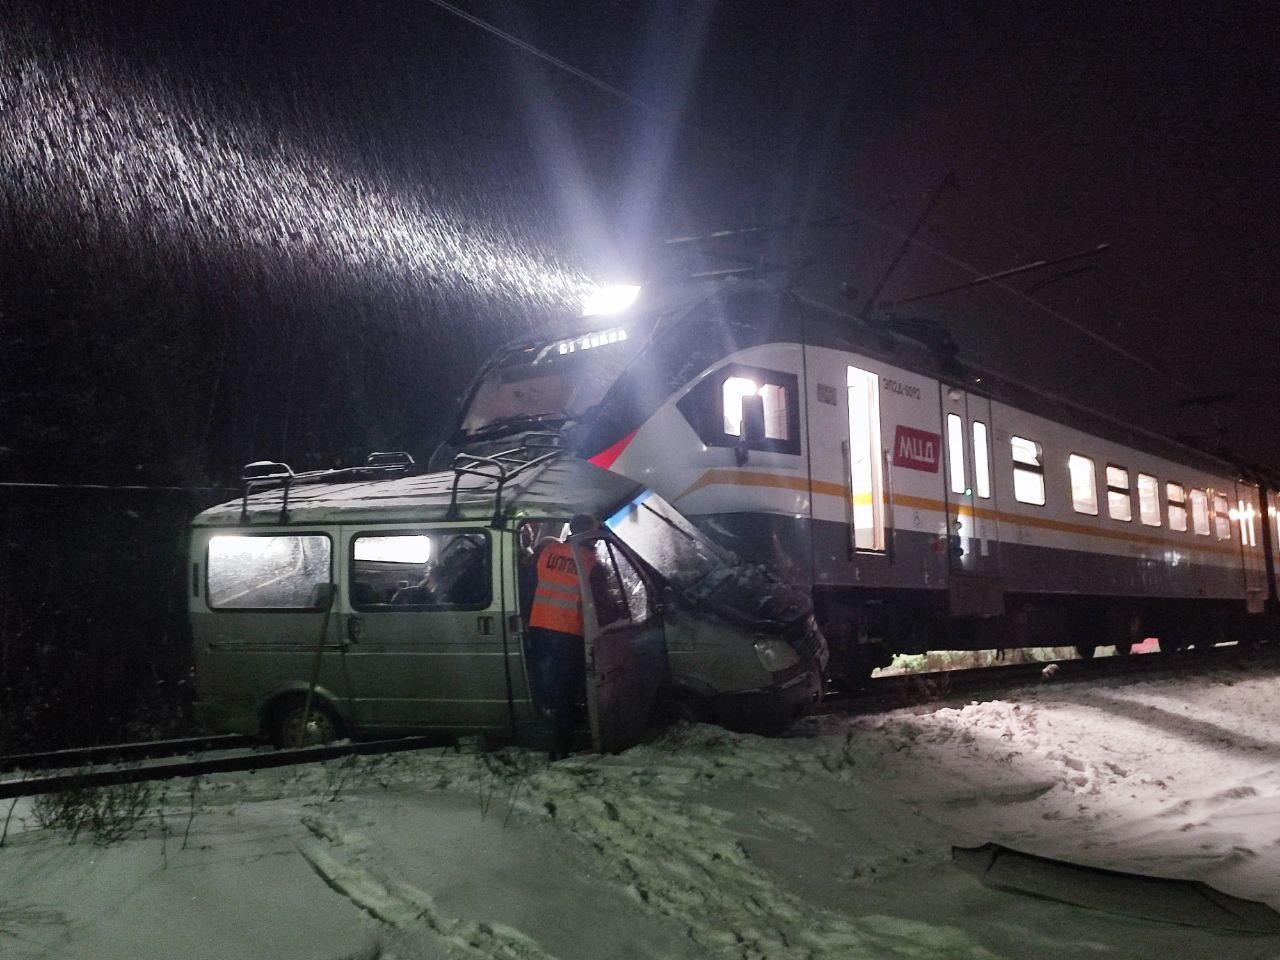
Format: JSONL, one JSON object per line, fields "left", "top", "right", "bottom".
{"left": 0, "top": 734, "right": 258, "bottom": 775}
{"left": 824, "top": 642, "right": 1280, "bottom": 716}
{"left": 0, "top": 735, "right": 446, "bottom": 801}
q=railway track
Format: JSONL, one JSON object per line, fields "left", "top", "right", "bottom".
{"left": 0, "top": 734, "right": 257, "bottom": 775}
{"left": 4, "top": 642, "right": 1274, "bottom": 801}
{"left": 827, "top": 641, "right": 1280, "bottom": 715}
{"left": 0, "top": 734, "right": 451, "bottom": 801}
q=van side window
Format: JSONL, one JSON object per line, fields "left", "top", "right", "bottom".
{"left": 583, "top": 539, "right": 651, "bottom": 628}
{"left": 677, "top": 363, "right": 801, "bottom": 455}
{"left": 1068, "top": 454, "right": 1098, "bottom": 515}
{"left": 351, "top": 530, "right": 490, "bottom": 610}
{"left": 1010, "top": 436, "right": 1045, "bottom": 505}
{"left": 1211, "top": 493, "right": 1232, "bottom": 540}
{"left": 1106, "top": 465, "right": 1132, "bottom": 521}
{"left": 207, "top": 534, "right": 331, "bottom": 610}
{"left": 1137, "top": 474, "right": 1161, "bottom": 526}
{"left": 1189, "top": 489, "right": 1210, "bottom": 536}
{"left": 1167, "top": 483, "right": 1187, "bottom": 531}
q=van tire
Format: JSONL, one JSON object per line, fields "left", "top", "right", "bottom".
{"left": 269, "top": 698, "right": 341, "bottom": 749}
{"left": 659, "top": 692, "right": 713, "bottom": 727}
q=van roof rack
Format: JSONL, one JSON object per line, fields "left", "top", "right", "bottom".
{"left": 447, "top": 438, "right": 565, "bottom": 527}
{"left": 239, "top": 451, "right": 417, "bottom": 523}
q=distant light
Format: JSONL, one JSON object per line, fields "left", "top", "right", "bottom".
{"left": 582, "top": 284, "right": 641, "bottom": 316}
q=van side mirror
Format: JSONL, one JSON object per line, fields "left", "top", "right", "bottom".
{"left": 310, "top": 582, "right": 337, "bottom": 611}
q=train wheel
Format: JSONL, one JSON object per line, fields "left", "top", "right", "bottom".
{"left": 1113, "top": 643, "right": 1133, "bottom": 656}
{"left": 271, "top": 699, "right": 340, "bottom": 749}
{"left": 1075, "top": 645, "right": 1097, "bottom": 660}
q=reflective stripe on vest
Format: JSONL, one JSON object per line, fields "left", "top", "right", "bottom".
{"left": 529, "top": 540, "right": 589, "bottom": 635}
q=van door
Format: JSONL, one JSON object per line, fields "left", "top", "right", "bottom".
{"left": 569, "top": 532, "right": 669, "bottom": 752}
{"left": 341, "top": 524, "right": 514, "bottom": 734}
{"left": 942, "top": 389, "right": 1004, "bottom": 616}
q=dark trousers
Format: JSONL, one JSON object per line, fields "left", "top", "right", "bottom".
{"left": 527, "top": 627, "right": 586, "bottom": 746}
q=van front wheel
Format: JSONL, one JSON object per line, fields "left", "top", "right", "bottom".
{"left": 271, "top": 699, "right": 340, "bottom": 749}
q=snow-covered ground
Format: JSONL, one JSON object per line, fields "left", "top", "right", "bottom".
{"left": 5, "top": 658, "right": 1280, "bottom": 960}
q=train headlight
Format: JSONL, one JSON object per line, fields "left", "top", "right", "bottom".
{"left": 582, "top": 283, "right": 641, "bottom": 316}
{"left": 754, "top": 637, "right": 800, "bottom": 673}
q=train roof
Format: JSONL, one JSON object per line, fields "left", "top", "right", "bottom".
{"left": 192, "top": 457, "right": 643, "bottom": 528}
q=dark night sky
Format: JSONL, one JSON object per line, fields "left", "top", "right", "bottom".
{"left": 2, "top": 0, "right": 1277, "bottom": 483}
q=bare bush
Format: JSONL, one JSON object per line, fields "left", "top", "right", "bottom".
{"left": 31, "top": 780, "right": 155, "bottom": 845}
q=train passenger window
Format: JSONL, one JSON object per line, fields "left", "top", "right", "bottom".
{"left": 1167, "top": 483, "right": 1187, "bottom": 531}
{"left": 350, "top": 530, "right": 491, "bottom": 610}
{"left": 1068, "top": 454, "right": 1098, "bottom": 515}
{"left": 207, "top": 534, "right": 331, "bottom": 610}
{"left": 946, "top": 414, "right": 966, "bottom": 494}
{"left": 1010, "top": 436, "right": 1045, "bottom": 505}
{"left": 1106, "top": 465, "right": 1132, "bottom": 522}
{"left": 1137, "top": 474, "right": 1161, "bottom": 526}
{"left": 1189, "top": 489, "right": 1210, "bottom": 535}
{"left": 1211, "top": 493, "right": 1231, "bottom": 540}
{"left": 972, "top": 421, "right": 991, "bottom": 498}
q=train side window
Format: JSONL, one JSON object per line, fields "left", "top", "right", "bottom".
{"left": 1010, "top": 436, "right": 1045, "bottom": 506}
{"left": 207, "top": 534, "right": 331, "bottom": 610}
{"left": 847, "top": 365, "right": 886, "bottom": 551}
{"left": 350, "top": 530, "right": 491, "bottom": 610}
{"left": 946, "top": 413, "right": 966, "bottom": 494}
{"left": 1237, "top": 499, "right": 1257, "bottom": 547}
{"left": 1189, "top": 488, "right": 1210, "bottom": 535}
{"left": 723, "top": 378, "right": 790, "bottom": 441}
{"left": 1068, "top": 454, "right": 1098, "bottom": 515}
{"left": 1211, "top": 493, "right": 1232, "bottom": 540}
{"left": 972, "top": 421, "right": 991, "bottom": 498}
{"left": 1167, "top": 483, "right": 1187, "bottom": 531}
{"left": 1137, "top": 473, "right": 1161, "bottom": 526}
{"left": 1106, "top": 465, "right": 1132, "bottom": 522}
{"left": 679, "top": 363, "right": 801, "bottom": 455}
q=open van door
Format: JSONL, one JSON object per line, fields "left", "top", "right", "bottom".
{"left": 569, "top": 533, "right": 669, "bottom": 752}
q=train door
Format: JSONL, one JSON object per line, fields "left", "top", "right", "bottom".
{"left": 570, "top": 531, "right": 669, "bottom": 753}
{"left": 846, "top": 365, "right": 887, "bottom": 553}
{"left": 341, "top": 524, "right": 514, "bottom": 733}
{"left": 942, "top": 389, "right": 1004, "bottom": 616}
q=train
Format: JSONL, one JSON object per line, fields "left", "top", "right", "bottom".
{"left": 437, "top": 276, "right": 1279, "bottom": 685}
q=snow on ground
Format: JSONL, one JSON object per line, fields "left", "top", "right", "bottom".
{"left": 5, "top": 658, "right": 1280, "bottom": 959}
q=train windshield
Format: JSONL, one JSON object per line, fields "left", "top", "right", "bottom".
{"left": 460, "top": 325, "right": 639, "bottom": 437}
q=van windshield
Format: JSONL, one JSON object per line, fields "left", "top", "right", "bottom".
{"left": 604, "top": 490, "right": 729, "bottom": 591}
{"left": 460, "top": 326, "right": 638, "bottom": 437}
{"left": 606, "top": 490, "right": 811, "bottom": 628}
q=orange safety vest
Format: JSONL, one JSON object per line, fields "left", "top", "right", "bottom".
{"left": 529, "top": 540, "right": 594, "bottom": 636}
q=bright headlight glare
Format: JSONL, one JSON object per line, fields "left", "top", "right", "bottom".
{"left": 582, "top": 283, "right": 641, "bottom": 317}
{"left": 753, "top": 637, "right": 800, "bottom": 673}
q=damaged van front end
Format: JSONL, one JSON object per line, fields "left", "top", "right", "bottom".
{"left": 604, "top": 489, "right": 827, "bottom": 731}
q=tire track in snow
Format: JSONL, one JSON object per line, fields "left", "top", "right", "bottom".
{"left": 298, "top": 813, "right": 560, "bottom": 960}
{"left": 368, "top": 734, "right": 1004, "bottom": 960}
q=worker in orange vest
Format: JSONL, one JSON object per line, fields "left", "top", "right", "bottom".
{"left": 527, "top": 514, "right": 601, "bottom": 754}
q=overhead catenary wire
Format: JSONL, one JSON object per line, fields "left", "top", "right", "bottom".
{"left": 422, "top": 0, "right": 1190, "bottom": 391}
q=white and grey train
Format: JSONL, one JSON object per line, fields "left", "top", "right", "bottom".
{"left": 441, "top": 277, "right": 1279, "bottom": 684}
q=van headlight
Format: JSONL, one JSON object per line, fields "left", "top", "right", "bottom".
{"left": 754, "top": 637, "right": 800, "bottom": 673}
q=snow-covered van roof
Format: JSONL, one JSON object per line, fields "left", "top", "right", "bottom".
{"left": 192, "top": 457, "right": 642, "bottom": 527}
